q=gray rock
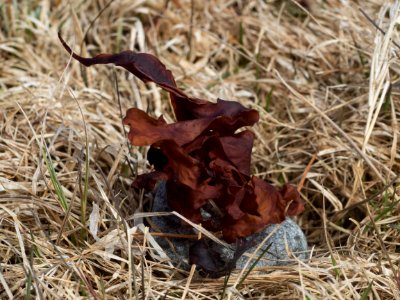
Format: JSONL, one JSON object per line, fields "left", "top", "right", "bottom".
{"left": 235, "top": 217, "right": 309, "bottom": 269}
{"left": 151, "top": 181, "right": 308, "bottom": 271}
{"left": 151, "top": 181, "right": 193, "bottom": 270}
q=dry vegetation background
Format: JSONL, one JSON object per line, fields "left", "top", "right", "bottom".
{"left": 1, "top": 0, "right": 400, "bottom": 299}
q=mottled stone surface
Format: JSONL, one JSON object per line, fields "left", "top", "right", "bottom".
{"left": 151, "top": 181, "right": 308, "bottom": 271}
{"left": 235, "top": 217, "right": 309, "bottom": 268}
{"left": 151, "top": 181, "right": 193, "bottom": 270}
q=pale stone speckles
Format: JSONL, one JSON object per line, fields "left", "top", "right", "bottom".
{"left": 235, "top": 218, "right": 309, "bottom": 269}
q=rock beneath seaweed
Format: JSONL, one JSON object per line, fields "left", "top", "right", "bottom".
{"left": 151, "top": 181, "right": 309, "bottom": 273}
{"left": 151, "top": 181, "right": 193, "bottom": 270}
{"left": 235, "top": 217, "right": 309, "bottom": 269}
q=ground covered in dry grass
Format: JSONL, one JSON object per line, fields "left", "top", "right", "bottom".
{"left": 1, "top": 0, "right": 400, "bottom": 299}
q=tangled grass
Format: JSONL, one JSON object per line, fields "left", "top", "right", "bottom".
{"left": 0, "top": 0, "right": 399, "bottom": 299}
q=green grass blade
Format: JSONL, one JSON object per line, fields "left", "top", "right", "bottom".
{"left": 42, "top": 142, "right": 69, "bottom": 211}
{"left": 330, "top": 255, "right": 340, "bottom": 278}
{"left": 237, "top": 243, "right": 272, "bottom": 289}
{"left": 265, "top": 87, "right": 274, "bottom": 112}
{"left": 359, "top": 280, "right": 373, "bottom": 300}
{"left": 17, "top": 103, "right": 69, "bottom": 212}
{"left": 29, "top": 229, "right": 41, "bottom": 258}
{"left": 219, "top": 269, "right": 231, "bottom": 300}
{"left": 25, "top": 271, "right": 32, "bottom": 300}
{"left": 70, "top": 93, "right": 90, "bottom": 240}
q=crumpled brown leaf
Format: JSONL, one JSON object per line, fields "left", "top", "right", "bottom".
{"left": 59, "top": 33, "right": 305, "bottom": 271}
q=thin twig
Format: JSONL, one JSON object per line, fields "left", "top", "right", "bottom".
{"left": 359, "top": 8, "right": 400, "bottom": 49}
{"left": 187, "top": 0, "right": 195, "bottom": 59}
{"left": 297, "top": 154, "right": 317, "bottom": 192}
{"left": 333, "top": 174, "right": 399, "bottom": 215}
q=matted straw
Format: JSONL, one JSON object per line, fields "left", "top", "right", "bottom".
{"left": 0, "top": 0, "right": 399, "bottom": 298}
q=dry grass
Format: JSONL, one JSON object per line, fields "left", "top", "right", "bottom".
{"left": 1, "top": 0, "right": 400, "bottom": 299}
